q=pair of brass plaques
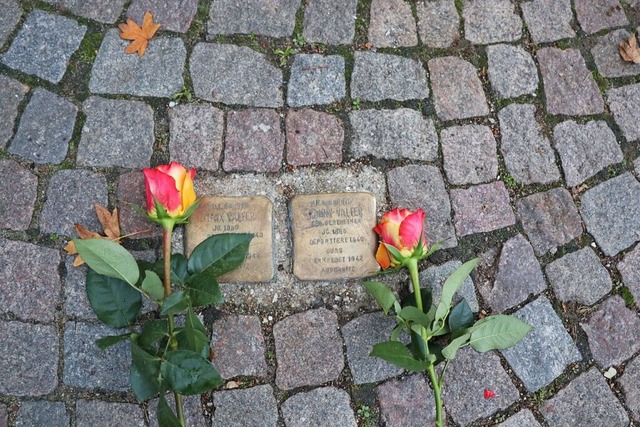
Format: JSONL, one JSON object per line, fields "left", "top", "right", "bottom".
{"left": 185, "top": 193, "right": 380, "bottom": 282}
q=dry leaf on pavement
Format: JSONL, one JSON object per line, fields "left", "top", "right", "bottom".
{"left": 118, "top": 11, "right": 160, "bottom": 57}
{"left": 619, "top": 34, "right": 640, "bottom": 64}
{"left": 64, "top": 205, "right": 123, "bottom": 266}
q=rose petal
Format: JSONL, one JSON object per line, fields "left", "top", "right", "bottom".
{"left": 398, "top": 209, "right": 425, "bottom": 250}
{"left": 375, "top": 243, "right": 393, "bottom": 269}
{"left": 143, "top": 167, "right": 182, "bottom": 215}
{"left": 483, "top": 389, "right": 496, "bottom": 399}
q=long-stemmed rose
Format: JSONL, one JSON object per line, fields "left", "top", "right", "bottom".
{"left": 374, "top": 208, "right": 429, "bottom": 269}
{"left": 143, "top": 162, "right": 198, "bottom": 226}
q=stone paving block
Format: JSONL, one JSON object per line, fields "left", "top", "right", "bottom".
{"left": 207, "top": 0, "right": 300, "bottom": 37}
{"left": 0, "top": 321, "right": 58, "bottom": 396}
{"left": 282, "top": 387, "right": 356, "bottom": 427}
{"left": 1, "top": 10, "right": 86, "bottom": 83}
{"left": 15, "top": 401, "right": 69, "bottom": 427}
{"left": 0, "top": 75, "right": 28, "bottom": 148}
{"left": 521, "top": 0, "right": 575, "bottom": 43}
{"left": 302, "top": 0, "right": 357, "bottom": 45}
{"left": 212, "top": 385, "right": 278, "bottom": 427}
{"left": 41, "top": 0, "right": 127, "bottom": 24}
{"left": 368, "top": 0, "right": 418, "bottom": 47}
{"left": 127, "top": 0, "right": 198, "bottom": 33}
{"left": 341, "top": 312, "right": 404, "bottom": 384}
{"left": 501, "top": 296, "right": 581, "bottom": 392}
{"left": 537, "top": 48, "right": 604, "bottom": 116}
{"left": 169, "top": 104, "right": 224, "bottom": 171}
{"left": 540, "top": 368, "right": 629, "bottom": 426}
{"left": 497, "top": 409, "right": 541, "bottom": 427}
{"left": 89, "top": 29, "right": 185, "bottom": 98}
{"left": 574, "top": 0, "right": 627, "bottom": 34}
{"left": 580, "top": 173, "right": 640, "bottom": 256}
{"left": 78, "top": 96, "right": 154, "bottom": 168}
{"left": 378, "top": 375, "right": 435, "bottom": 427}
{"left": 117, "top": 171, "right": 162, "bottom": 239}
{"left": 421, "top": 260, "right": 480, "bottom": 312}
{"left": 388, "top": 165, "right": 457, "bottom": 249}
{"left": 190, "top": 43, "right": 282, "bottom": 107}
{"left": 462, "top": 0, "right": 522, "bottom": 44}
{"left": 581, "top": 296, "right": 640, "bottom": 367}
{"left": 0, "top": 0, "right": 21, "bottom": 47}
{"left": 592, "top": 29, "right": 640, "bottom": 78}
{"left": 444, "top": 347, "right": 519, "bottom": 426}
{"left": 498, "top": 103, "right": 560, "bottom": 185}
{"left": 148, "top": 394, "right": 206, "bottom": 427}
{"left": 619, "top": 244, "right": 640, "bottom": 308}
{"left": 516, "top": 188, "right": 582, "bottom": 256}
{"left": 553, "top": 120, "right": 623, "bottom": 187}
{"left": 487, "top": 44, "right": 538, "bottom": 98}
{"left": 211, "top": 315, "right": 268, "bottom": 379}
{"left": 9, "top": 88, "right": 77, "bottom": 164}
{"left": 63, "top": 322, "right": 131, "bottom": 391}
{"left": 223, "top": 109, "right": 284, "bottom": 172}
{"left": 0, "top": 159, "right": 37, "bottom": 230}
{"left": 273, "top": 308, "right": 344, "bottom": 390}
{"left": 429, "top": 56, "right": 489, "bottom": 121}
{"left": 351, "top": 52, "right": 428, "bottom": 102}
{"left": 546, "top": 247, "right": 612, "bottom": 305}
{"left": 287, "top": 54, "right": 345, "bottom": 107}
{"left": 0, "top": 404, "right": 6, "bottom": 427}
{"left": 416, "top": 0, "right": 459, "bottom": 49}
{"left": 351, "top": 109, "right": 437, "bottom": 161}
{"left": 441, "top": 125, "right": 498, "bottom": 185}
{"left": 607, "top": 83, "right": 640, "bottom": 141}
{"left": 451, "top": 182, "right": 516, "bottom": 237}
{"left": 0, "top": 238, "right": 60, "bottom": 322}
{"left": 76, "top": 400, "right": 145, "bottom": 427}
{"left": 479, "top": 234, "right": 546, "bottom": 313}
{"left": 619, "top": 355, "right": 640, "bottom": 422}
{"left": 285, "top": 109, "right": 343, "bottom": 166}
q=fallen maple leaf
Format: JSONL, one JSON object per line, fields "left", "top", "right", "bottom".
{"left": 64, "top": 205, "right": 123, "bottom": 266}
{"left": 118, "top": 11, "right": 160, "bottom": 57}
{"left": 619, "top": 34, "right": 640, "bottom": 64}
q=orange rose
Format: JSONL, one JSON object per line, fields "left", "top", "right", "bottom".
{"left": 374, "top": 208, "right": 428, "bottom": 269}
{"left": 142, "top": 162, "right": 196, "bottom": 221}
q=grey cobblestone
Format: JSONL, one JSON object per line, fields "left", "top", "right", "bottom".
{"left": 462, "top": 0, "right": 522, "bottom": 44}
{"left": 618, "top": 244, "right": 640, "bottom": 308}
{"left": 574, "top": 0, "right": 628, "bottom": 34}
{"left": 76, "top": 400, "right": 145, "bottom": 427}
{"left": 441, "top": 125, "right": 498, "bottom": 185}
{"left": 208, "top": 0, "right": 300, "bottom": 38}
{"left": 592, "top": 29, "right": 640, "bottom": 78}
{"left": 619, "top": 356, "right": 640, "bottom": 422}
{"left": 521, "top": 0, "right": 575, "bottom": 43}
{"left": 212, "top": 385, "right": 278, "bottom": 427}
{"left": 416, "top": 0, "right": 459, "bottom": 49}
{"left": 497, "top": 409, "right": 541, "bottom": 427}
{"left": 169, "top": 104, "right": 224, "bottom": 171}
{"left": 368, "top": 0, "right": 417, "bottom": 47}
{"left": 127, "top": 0, "right": 199, "bottom": 33}
{"left": 451, "top": 182, "right": 515, "bottom": 237}
{"left": 16, "top": 401, "right": 69, "bottom": 427}
{"left": 0, "top": 0, "right": 21, "bottom": 48}
{"left": 282, "top": 387, "right": 356, "bottom": 427}
{"left": 0, "top": 75, "right": 27, "bottom": 148}
{"left": 607, "top": 83, "right": 640, "bottom": 142}
{"left": 287, "top": 54, "right": 345, "bottom": 107}
{"left": 41, "top": 0, "right": 127, "bottom": 24}
{"left": 302, "top": 0, "right": 357, "bottom": 45}
{"left": 487, "top": 44, "right": 538, "bottom": 98}
{"left": 117, "top": 171, "right": 162, "bottom": 239}
{"left": 211, "top": 315, "right": 268, "bottom": 379}
{"left": 378, "top": 375, "right": 435, "bottom": 427}
{"left": 0, "top": 159, "right": 37, "bottom": 231}
{"left": 286, "top": 109, "right": 343, "bottom": 166}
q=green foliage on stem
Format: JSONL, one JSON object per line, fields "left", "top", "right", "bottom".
{"left": 187, "top": 233, "right": 253, "bottom": 276}
{"left": 75, "top": 238, "right": 140, "bottom": 285}
{"left": 157, "top": 394, "right": 182, "bottom": 427}
{"left": 86, "top": 269, "right": 142, "bottom": 327}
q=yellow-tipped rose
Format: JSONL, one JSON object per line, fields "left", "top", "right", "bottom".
{"left": 142, "top": 162, "right": 196, "bottom": 224}
{"left": 374, "top": 208, "right": 428, "bottom": 269}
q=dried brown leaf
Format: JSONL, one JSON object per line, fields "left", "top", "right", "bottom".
{"left": 118, "top": 11, "right": 160, "bottom": 57}
{"left": 619, "top": 34, "right": 640, "bottom": 64}
{"left": 95, "top": 205, "right": 120, "bottom": 240}
{"left": 74, "top": 223, "right": 102, "bottom": 239}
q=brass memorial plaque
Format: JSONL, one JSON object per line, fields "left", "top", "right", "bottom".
{"left": 185, "top": 196, "right": 274, "bottom": 282}
{"left": 291, "top": 192, "right": 379, "bottom": 280}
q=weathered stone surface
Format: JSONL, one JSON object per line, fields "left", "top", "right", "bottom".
{"left": 546, "top": 247, "right": 612, "bottom": 305}
{"left": 497, "top": 409, "right": 541, "bottom": 427}
{"left": 516, "top": 188, "right": 582, "bottom": 256}
{"left": 117, "top": 171, "right": 162, "bottom": 239}
{"left": 303, "top": 0, "right": 357, "bottom": 45}
{"left": 444, "top": 347, "right": 519, "bottom": 426}
{"left": 211, "top": 315, "right": 268, "bottom": 379}
{"left": 274, "top": 308, "right": 344, "bottom": 389}
{"left": 288, "top": 55, "right": 345, "bottom": 106}
{"left": 223, "top": 109, "right": 284, "bottom": 172}
{"left": 607, "top": 83, "right": 640, "bottom": 141}
{"left": 191, "top": 43, "right": 282, "bottom": 107}
{"left": 501, "top": 296, "right": 582, "bottom": 391}
{"left": 498, "top": 103, "right": 560, "bottom": 185}
{"left": 16, "top": 401, "right": 69, "bottom": 427}
{"left": 619, "top": 244, "right": 640, "bottom": 308}
{"left": 207, "top": 0, "right": 300, "bottom": 37}
{"left": 581, "top": 296, "right": 640, "bottom": 367}
{"left": 0, "top": 321, "right": 58, "bottom": 396}
{"left": 580, "top": 173, "right": 640, "bottom": 256}
{"left": 76, "top": 400, "right": 145, "bottom": 427}
{"left": 351, "top": 52, "right": 428, "bottom": 102}
{"left": 574, "top": 0, "right": 627, "bottom": 34}
{"left": 0, "top": 159, "right": 37, "bottom": 230}
{"left": 441, "top": 125, "right": 498, "bottom": 185}
{"left": 342, "top": 312, "right": 403, "bottom": 384}
{"left": 212, "top": 385, "right": 278, "bottom": 427}
{"left": 1, "top": 10, "right": 86, "bottom": 83}
{"left": 462, "top": 0, "right": 522, "bottom": 44}
{"left": 286, "top": 109, "right": 343, "bottom": 165}
{"left": 41, "top": 0, "right": 127, "bottom": 23}
{"left": 0, "top": 404, "right": 6, "bottom": 427}
{"left": 592, "top": 30, "right": 640, "bottom": 78}
{"left": 619, "top": 356, "right": 640, "bottom": 422}
{"left": 416, "top": 0, "right": 459, "bottom": 48}
{"left": 451, "top": 182, "right": 515, "bottom": 236}
{"left": 429, "top": 56, "right": 489, "bottom": 121}
{"left": 368, "top": 0, "right": 418, "bottom": 47}
{"left": 63, "top": 322, "right": 130, "bottom": 391}
{"left": 127, "top": 0, "right": 198, "bottom": 33}
{"left": 351, "top": 109, "right": 437, "bottom": 161}
{"left": 421, "top": 260, "right": 480, "bottom": 312}
{"left": 282, "top": 387, "right": 356, "bottom": 427}
{"left": 40, "top": 169, "right": 107, "bottom": 237}
{"left": 378, "top": 375, "right": 435, "bottom": 427}
{"left": 169, "top": 104, "right": 224, "bottom": 171}
{"left": 0, "top": 0, "right": 21, "bottom": 47}
{"left": 0, "top": 239, "right": 60, "bottom": 322}
{"left": 540, "top": 368, "right": 629, "bottom": 426}
{"left": 521, "top": 0, "right": 575, "bottom": 43}
{"left": 0, "top": 75, "right": 27, "bottom": 148}
{"left": 537, "top": 48, "right": 604, "bottom": 116}
{"left": 479, "top": 234, "right": 546, "bottom": 313}
{"left": 554, "top": 120, "right": 623, "bottom": 187}
{"left": 388, "top": 165, "right": 457, "bottom": 249}
{"left": 9, "top": 88, "right": 77, "bottom": 164}
{"left": 148, "top": 395, "right": 206, "bottom": 427}
{"left": 487, "top": 44, "right": 538, "bottom": 98}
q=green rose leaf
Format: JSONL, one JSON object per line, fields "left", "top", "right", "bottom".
{"left": 142, "top": 270, "right": 164, "bottom": 302}
{"left": 130, "top": 341, "right": 161, "bottom": 401}
{"left": 398, "top": 306, "right": 431, "bottom": 327}
{"left": 441, "top": 333, "right": 471, "bottom": 360}
{"left": 187, "top": 233, "right": 253, "bottom": 277}
{"left": 435, "top": 259, "right": 478, "bottom": 323}
{"left": 468, "top": 315, "right": 533, "bottom": 352}
{"left": 169, "top": 253, "right": 189, "bottom": 285}
{"left": 178, "top": 307, "right": 209, "bottom": 357}
{"left": 448, "top": 299, "right": 474, "bottom": 334}
{"left": 138, "top": 319, "right": 169, "bottom": 349}
{"left": 157, "top": 394, "right": 182, "bottom": 427}
{"left": 160, "top": 291, "right": 190, "bottom": 316}
{"left": 95, "top": 333, "right": 131, "bottom": 350}
{"left": 161, "top": 350, "right": 223, "bottom": 395}
{"left": 74, "top": 238, "right": 139, "bottom": 286}
{"left": 86, "top": 270, "right": 142, "bottom": 328}
{"left": 184, "top": 272, "right": 223, "bottom": 307}
{"left": 362, "top": 281, "right": 397, "bottom": 314}
{"left": 370, "top": 341, "right": 433, "bottom": 372}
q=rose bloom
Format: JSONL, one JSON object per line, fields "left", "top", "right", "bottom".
{"left": 142, "top": 162, "right": 196, "bottom": 219}
{"left": 374, "top": 208, "right": 428, "bottom": 269}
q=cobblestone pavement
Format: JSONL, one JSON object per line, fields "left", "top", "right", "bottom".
{"left": 1, "top": 0, "right": 640, "bottom": 426}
